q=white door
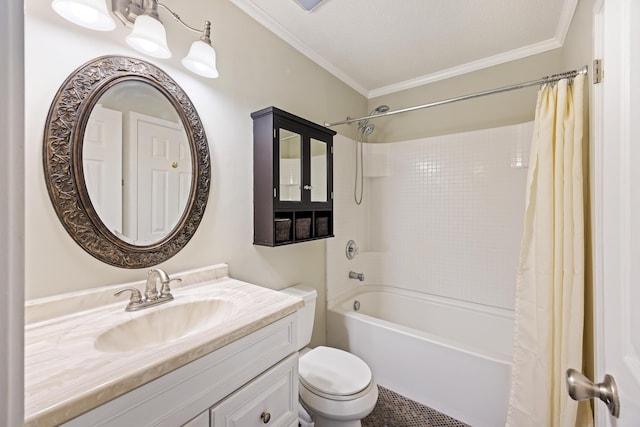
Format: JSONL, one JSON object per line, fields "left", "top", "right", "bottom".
{"left": 590, "top": 0, "right": 640, "bottom": 424}
{"left": 82, "top": 104, "right": 123, "bottom": 235}
{"left": 131, "top": 112, "right": 191, "bottom": 245}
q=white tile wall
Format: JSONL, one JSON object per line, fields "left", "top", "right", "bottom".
{"left": 327, "top": 122, "right": 533, "bottom": 310}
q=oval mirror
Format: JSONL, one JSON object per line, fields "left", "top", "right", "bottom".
{"left": 43, "top": 56, "right": 211, "bottom": 268}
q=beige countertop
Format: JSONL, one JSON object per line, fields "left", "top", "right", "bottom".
{"left": 24, "top": 264, "right": 303, "bottom": 426}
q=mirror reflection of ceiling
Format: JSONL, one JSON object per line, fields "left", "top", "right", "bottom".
{"left": 98, "top": 83, "right": 181, "bottom": 123}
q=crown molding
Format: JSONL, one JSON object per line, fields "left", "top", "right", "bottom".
{"left": 367, "top": 38, "right": 564, "bottom": 98}
{"left": 555, "top": 0, "right": 579, "bottom": 43}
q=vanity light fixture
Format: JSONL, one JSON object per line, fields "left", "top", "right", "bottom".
{"left": 51, "top": 0, "right": 219, "bottom": 78}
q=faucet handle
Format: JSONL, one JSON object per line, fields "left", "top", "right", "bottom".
{"left": 160, "top": 278, "right": 181, "bottom": 299}
{"left": 114, "top": 287, "right": 143, "bottom": 309}
{"left": 346, "top": 240, "right": 359, "bottom": 260}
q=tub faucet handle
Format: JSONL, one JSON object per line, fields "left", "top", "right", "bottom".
{"left": 346, "top": 240, "right": 359, "bottom": 260}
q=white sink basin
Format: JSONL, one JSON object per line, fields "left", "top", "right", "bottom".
{"left": 95, "top": 298, "right": 237, "bottom": 353}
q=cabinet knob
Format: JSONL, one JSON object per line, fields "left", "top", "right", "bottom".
{"left": 260, "top": 411, "right": 271, "bottom": 423}
{"left": 303, "top": 185, "right": 313, "bottom": 191}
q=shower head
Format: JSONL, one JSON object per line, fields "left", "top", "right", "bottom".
{"left": 370, "top": 105, "right": 389, "bottom": 115}
{"left": 361, "top": 123, "right": 375, "bottom": 136}
{"left": 358, "top": 105, "right": 390, "bottom": 135}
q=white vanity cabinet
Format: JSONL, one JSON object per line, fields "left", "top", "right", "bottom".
{"left": 61, "top": 315, "right": 298, "bottom": 427}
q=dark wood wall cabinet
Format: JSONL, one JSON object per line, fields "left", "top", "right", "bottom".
{"left": 252, "top": 107, "right": 336, "bottom": 246}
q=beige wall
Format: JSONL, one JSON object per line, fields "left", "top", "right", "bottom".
{"left": 365, "top": 50, "right": 563, "bottom": 142}
{"left": 562, "top": 0, "right": 595, "bottom": 72}
{"left": 24, "top": 0, "right": 367, "bottom": 347}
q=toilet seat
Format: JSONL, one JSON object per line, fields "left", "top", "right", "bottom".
{"left": 299, "top": 346, "right": 373, "bottom": 401}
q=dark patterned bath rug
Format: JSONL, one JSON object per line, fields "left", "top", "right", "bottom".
{"left": 362, "top": 385, "right": 470, "bottom": 427}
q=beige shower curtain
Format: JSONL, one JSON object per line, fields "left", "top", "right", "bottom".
{"left": 506, "top": 74, "right": 592, "bottom": 427}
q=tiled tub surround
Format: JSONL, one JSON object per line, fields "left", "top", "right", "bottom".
{"left": 327, "top": 122, "right": 533, "bottom": 309}
{"left": 24, "top": 264, "right": 304, "bottom": 426}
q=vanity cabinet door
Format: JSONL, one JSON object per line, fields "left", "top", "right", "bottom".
{"left": 210, "top": 353, "right": 298, "bottom": 427}
{"left": 182, "top": 410, "right": 209, "bottom": 427}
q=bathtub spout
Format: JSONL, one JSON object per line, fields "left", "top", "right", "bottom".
{"left": 349, "top": 271, "right": 365, "bottom": 281}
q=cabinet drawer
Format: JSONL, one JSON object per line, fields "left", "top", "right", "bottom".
{"left": 211, "top": 353, "right": 298, "bottom": 427}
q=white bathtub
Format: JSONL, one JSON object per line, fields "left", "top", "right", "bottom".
{"left": 326, "top": 285, "right": 514, "bottom": 427}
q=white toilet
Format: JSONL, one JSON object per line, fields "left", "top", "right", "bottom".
{"left": 281, "top": 285, "right": 378, "bottom": 427}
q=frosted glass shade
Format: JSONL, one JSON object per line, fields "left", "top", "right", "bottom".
{"left": 182, "top": 40, "right": 219, "bottom": 78}
{"left": 126, "top": 15, "right": 171, "bottom": 59}
{"left": 51, "top": 0, "right": 116, "bottom": 31}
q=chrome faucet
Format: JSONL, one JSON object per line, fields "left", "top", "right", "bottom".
{"left": 145, "top": 268, "right": 170, "bottom": 301}
{"left": 349, "top": 271, "right": 365, "bottom": 281}
{"left": 114, "top": 268, "right": 181, "bottom": 311}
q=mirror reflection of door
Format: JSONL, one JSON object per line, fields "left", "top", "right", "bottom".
{"left": 279, "top": 129, "right": 302, "bottom": 202}
{"left": 83, "top": 81, "right": 193, "bottom": 246}
{"left": 310, "top": 138, "right": 327, "bottom": 202}
{"left": 83, "top": 104, "right": 123, "bottom": 235}
{"left": 131, "top": 113, "right": 191, "bottom": 245}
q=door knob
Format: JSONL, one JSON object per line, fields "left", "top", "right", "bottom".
{"left": 566, "top": 368, "right": 620, "bottom": 418}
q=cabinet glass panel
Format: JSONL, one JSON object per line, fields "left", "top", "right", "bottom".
{"left": 279, "top": 129, "right": 301, "bottom": 202}
{"left": 310, "top": 138, "right": 327, "bottom": 202}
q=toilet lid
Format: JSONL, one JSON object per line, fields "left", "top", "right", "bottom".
{"left": 299, "top": 346, "right": 372, "bottom": 397}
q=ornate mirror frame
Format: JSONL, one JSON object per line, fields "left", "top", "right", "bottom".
{"left": 43, "top": 55, "right": 211, "bottom": 268}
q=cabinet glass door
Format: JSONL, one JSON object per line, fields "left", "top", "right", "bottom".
{"left": 279, "top": 129, "right": 301, "bottom": 202}
{"left": 310, "top": 138, "right": 327, "bottom": 202}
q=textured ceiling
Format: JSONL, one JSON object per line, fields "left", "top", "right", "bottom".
{"left": 230, "top": 0, "right": 578, "bottom": 98}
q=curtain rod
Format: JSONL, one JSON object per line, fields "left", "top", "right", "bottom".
{"left": 324, "top": 65, "right": 589, "bottom": 128}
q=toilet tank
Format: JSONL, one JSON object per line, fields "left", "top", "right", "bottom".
{"left": 280, "top": 285, "right": 317, "bottom": 350}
